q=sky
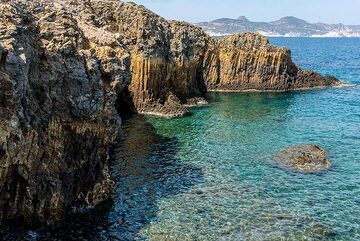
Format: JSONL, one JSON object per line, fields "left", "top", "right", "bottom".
{"left": 124, "top": 0, "right": 360, "bottom": 25}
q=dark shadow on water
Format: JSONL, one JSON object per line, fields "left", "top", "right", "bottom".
{"left": 0, "top": 115, "right": 204, "bottom": 241}
{"left": 104, "top": 115, "right": 204, "bottom": 240}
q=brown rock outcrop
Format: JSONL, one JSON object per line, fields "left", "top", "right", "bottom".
{"left": 203, "top": 33, "right": 339, "bottom": 91}
{"left": 86, "top": 1, "right": 340, "bottom": 116}
{"left": 0, "top": 0, "right": 340, "bottom": 226}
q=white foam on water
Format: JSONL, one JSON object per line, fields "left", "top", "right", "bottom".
{"left": 334, "top": 82, "right": 357, "bottom": 88}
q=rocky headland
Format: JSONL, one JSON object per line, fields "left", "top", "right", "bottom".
{"left": 0, "top": 0, "right": 340, "bottom": 226}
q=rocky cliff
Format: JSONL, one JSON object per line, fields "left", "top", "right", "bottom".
{"left": 0, "top": 0, "right": 128, "bottom": 226}
{"left": 203, "top": 33, "right": 339, "bottom": 91}
{"left": 0, "top": 0, "right": 340, "bottom": 226}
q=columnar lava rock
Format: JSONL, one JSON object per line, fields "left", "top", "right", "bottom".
{"left": 0, "top": 0, "right": 340, "bottom": 226}
{"left": 203, "top": 33, "right": 340, "bottom": 91}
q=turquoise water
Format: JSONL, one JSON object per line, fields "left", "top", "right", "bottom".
{"left": 112, "top": 38, "right": 360, "bottom": 240}
{"left": 2, "top": 38, "right": 360, "bottom": 240}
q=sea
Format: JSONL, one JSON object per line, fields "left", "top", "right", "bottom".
{"left": 2, "top": 38, "right": 360, "bottom": 240}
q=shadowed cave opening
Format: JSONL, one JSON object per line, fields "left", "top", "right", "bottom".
{"left": 115, "top": 88, "right": 136, "bottom": 120}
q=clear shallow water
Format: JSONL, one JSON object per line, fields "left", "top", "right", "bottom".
{"left": 2, "top": 38, "right": 360, "bottom": 240}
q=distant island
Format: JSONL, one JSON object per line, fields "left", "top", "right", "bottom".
{"left": 196, "top": 16, "right": 360, "bottom": 37}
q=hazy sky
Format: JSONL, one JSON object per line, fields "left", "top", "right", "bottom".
{"left": 124, "top": 0, "right": 360, "bottom": 25}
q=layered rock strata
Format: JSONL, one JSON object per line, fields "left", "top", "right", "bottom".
{"left": 0, "top": 0, "right": 340, "bottom": 226}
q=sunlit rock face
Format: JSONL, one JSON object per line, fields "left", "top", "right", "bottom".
{"left": 203, "top": 33, "right": 339, "bottom": 91}
{"left": 82, "top": 1, "right": 339, "bottom": 116}
{"left": 0, "top": 0, "right": 340, "bottom": 226}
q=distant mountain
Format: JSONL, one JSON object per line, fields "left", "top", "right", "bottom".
{"left": 196, "top": 16, "right": 360, "bottom": 37}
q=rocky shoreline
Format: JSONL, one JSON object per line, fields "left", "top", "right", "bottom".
{"left": 0, "top": 0, "right": 341, "bottom": 226}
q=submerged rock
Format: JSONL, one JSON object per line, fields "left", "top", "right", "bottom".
{"left": 273, "top": 144, "right": 332, "bottom": 173}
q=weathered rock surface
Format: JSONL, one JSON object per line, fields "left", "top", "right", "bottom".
{"left": 273, "top": 145, "right": 332, "bottom": 173}
{"left": 72, "top": 0, "right": 339, "bottom": 116}
{"left": 0, "top": 0, "right": 128, "bottom": 226}
{"left": 203, "top": 33, "right": 339, "bottom": 91}
{"left": 0, "top": 0, "right": 340, "bottom": 226}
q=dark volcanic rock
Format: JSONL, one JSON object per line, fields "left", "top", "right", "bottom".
{"left": 0, "top": 1, "right": 126, "bottom": 226}
{"left": 273, "top": 145, "right": 332, "bottom": 173}
{"left": 0, "top": 0, "right": 340, "bottom": 226}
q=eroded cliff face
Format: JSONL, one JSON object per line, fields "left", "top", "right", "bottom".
{"left": 128, "top": 20, "right": 209, "bottom": 117}
{"left": 93, "top": 1, "right": 338, "bottom": 115}
{"left": 203, "top": 33, "right": 298, "bottom": 90}
{"left": 203, "top": 33, "right": 339, "bottom": 91}
{"left": 0, "top": 1, "right": 129, "bottom": 225}
{"left": 0, "top": 0, "right": 340, "bottom": 226}
{"left": 98, "top": 2, "right": 210, "bottom": 116}
{"left": 52, "top": 0, "right": 338, "bottom": 117}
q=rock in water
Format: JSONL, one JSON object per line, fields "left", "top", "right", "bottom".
{"left": 273, "top": 145, "right": 332, "bottom": 173}
{"left": 0, "top": 0, "right": 340, "bottom": 226}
